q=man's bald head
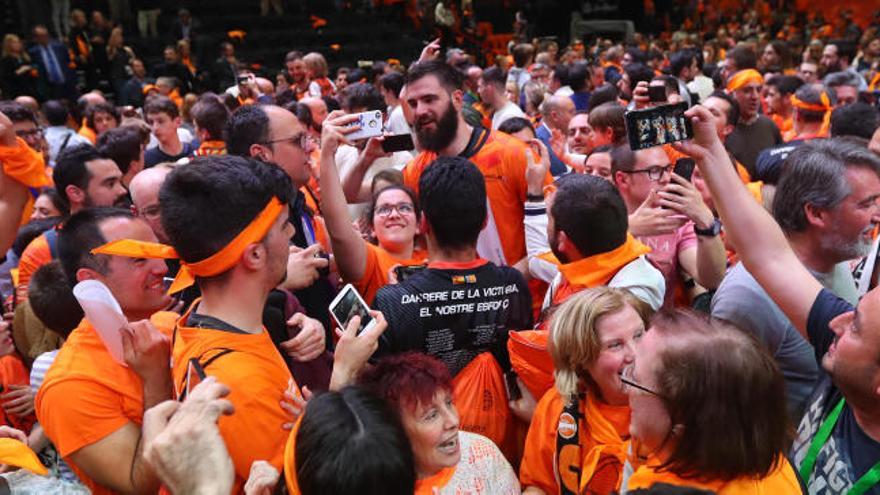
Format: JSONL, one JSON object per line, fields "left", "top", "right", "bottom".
{"left": 130, "top": 165, "right": 173, "bottom": 242}
{"left": 541, "top": 94, "right": 576, "bottom": 132}
{"left": 14, "top": 96, "right": 39, "bottom": 113}
{"left": 300, "top": 96, "right": 328, "bottom": 130}
{"left": 79, "top": 91, "right": 107, "bottom": 107}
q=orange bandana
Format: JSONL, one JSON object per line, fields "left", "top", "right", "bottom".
{"left": 91, "top": 197, "right": 284, "bottom": 294}
{"left": 0, "top": 137, "right": 50, "bottom": 189}
{"left": 539, "top": 234, "right": 652, "bottom": 305}
{"left": 283, "top": 417, "right": 302, "bottom": 494}
{"left": 726, "top": 69, "right": 763, "bottom": 92}
{"left": 791, "top": 93, "right": 832, "bottom": 113}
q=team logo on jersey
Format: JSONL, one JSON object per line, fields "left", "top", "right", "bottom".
{"left": 452, "top": 274, "right": 477, "bottom": 284}
{"left": 558, "top": 412, "right": 577, "bottom": 439}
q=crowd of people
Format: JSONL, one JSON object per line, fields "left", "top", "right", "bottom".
{"left": 0, "top": 1, "right": 878, "bottom": 494}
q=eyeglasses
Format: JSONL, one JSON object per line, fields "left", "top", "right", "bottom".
{"left": 620, "top": 367, "right": 661, "bottom": 397}
{"left": 375, "top": 203, "right": 415, "bottom": 217}
{"left": 262, "top": 132, "right": 314, "bottom": 150}
{"left": 15, "top": 128, "right": 43, "bottom": 139}
{"left": 621, "top": 165, "right": 672, "bottom": 181}
{"left": 620, "top": 376, "right": 662, "bottom": 396}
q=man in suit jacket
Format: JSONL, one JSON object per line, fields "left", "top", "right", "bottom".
{"left": 28, "top": 25, "right": 78, "bottom": 101}
{"left": 536, "top": 94, "right": 576, "bottom": 176}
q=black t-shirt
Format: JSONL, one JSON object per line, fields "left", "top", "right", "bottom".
{"left": 144, "top": 141, "right": 196, "bottom": 167}
{"left": 790, "top": 289, "right": 880, "bottom": 495}
{"left": 373, "top": 260, "right": 532, "bottom": 376}
{"left": 754, "top": 139, "right": 811, "bottom": 185}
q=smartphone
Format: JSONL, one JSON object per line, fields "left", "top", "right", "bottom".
{"left": 393, "top": 264, "right": 426, "bottom": 283}
{"left": 648, "top": 85, "right": 667, "bottom": 103}
{"left": 625, "top": 102, "right": 693, "bottom": 151}
{"left": 381, "top": 133, "right": 415, "bottom": 153}
{"left": 673, "top": 157, "right": 696, "bottom": 181}
{"left": 328, "top": 284, "right": 376, "bottom": 335}
{"left": 184, "top": 358, "right": 206, "bottom": 399}
{"left": 346, "top": 110, "right": 384, "bottom": 141}
{"left": 504, "top": 371, "right": 522, "bottom": 402}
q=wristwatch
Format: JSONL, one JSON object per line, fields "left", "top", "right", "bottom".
{"left": 694, "top": 218, "right": 722, "bottom": 237}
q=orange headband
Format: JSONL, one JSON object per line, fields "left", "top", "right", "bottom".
{"left": 790, "top": 92, "right": 832, "bottom": 113}
{"left": 283, "top": 417, "right": 302, "bottom": 494}
{"left": 92, "top": 197, "right": 284, "bottom": 294}
{"left": 726, "top": 69, "right": 763, "bottom": 92}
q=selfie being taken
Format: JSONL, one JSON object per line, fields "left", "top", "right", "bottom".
{"left": 0, "top": 1, "right": 878, "bottom": 494}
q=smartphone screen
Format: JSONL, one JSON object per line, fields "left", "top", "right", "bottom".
{"left": 382, "top": 133, "right": 415, "bottom": 153}
{"left": 625, "top": 102, "right": 693, "bottom": 151}
{"left": 648, "top": 85, "right": 667, "bottom": 103}
{"left": 329, "top": 285, "right": 374, "bottom": 334}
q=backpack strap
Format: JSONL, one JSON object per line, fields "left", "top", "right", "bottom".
{"left": 44, "top": 228, "right": 59, "bottom": 259}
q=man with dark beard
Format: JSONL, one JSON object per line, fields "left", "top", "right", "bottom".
{"left": 15, "top": 144, "right": 128, "bottom": 303}
{"left": 401, "top": 60, "right": 550, "bottom": 268}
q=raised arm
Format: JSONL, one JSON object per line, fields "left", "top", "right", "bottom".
{"left": 676, "top": 106, "right": 821, "bottom": 333}
{"left": 319, "top": 111, "right": 370, "bottom": 283}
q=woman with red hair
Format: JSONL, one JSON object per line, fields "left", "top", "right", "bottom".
{"left": 358, "top": 352, "right": 519, "bottom": 495}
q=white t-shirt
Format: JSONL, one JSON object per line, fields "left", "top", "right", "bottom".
{"left": 491, "top": 101, "right": 526, "bottom": 130}
{"left": 421, "top": 431, "right": 520, "bottom": 495}
{"left": 385, "top": 105, "right": 412, "bottom": 135}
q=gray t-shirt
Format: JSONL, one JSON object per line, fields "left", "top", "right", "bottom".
{"left": 711, "top": 262, "right": 818, "bottom": 419}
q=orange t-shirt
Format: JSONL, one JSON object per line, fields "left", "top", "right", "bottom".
{"left": 402, "top": 129, "right": 549, "bottom": 265}
{"left": 35, "top": 313, "right": 177, "bottom": 495}
{"left": 354, "top": 243, "right": 427, "bottom": 304}
{"left": 78, "top": 124, "right": 96, "bottom": 145}
{"left": 626, "top": 456, "right": 802, "bottom": 494}
{"left": 14, "top": 233, "right": 52, "bottom": 304}
{"left": 0, "top": 354, "right": 34, "bottom": 433}
{"left": 770, "top": 114, "right": 793, "bottom": 136}
{"left": 172, "top": 305, "right": 298, "bottom": 494}
{"left": 520, "top": 390, "right": 630, "bottom": 495}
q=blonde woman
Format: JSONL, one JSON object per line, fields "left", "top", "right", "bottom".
{"left": 304, "top": 52, "right": 336, "bottom": 98}
{"left": 1, "top": 34, "right": 36, "bottom": 98}
{"left": 520, "top": 287, "right": 651, "bottom": 495}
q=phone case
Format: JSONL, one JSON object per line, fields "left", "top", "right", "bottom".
{"left": 625, "top": 102, "right": 693, "bottom": 151}
{"left": 328, "top": 284, "right": 375, "bottom": 335}
{"left": 347, "top": 110, "right": 384, "bottom": 141}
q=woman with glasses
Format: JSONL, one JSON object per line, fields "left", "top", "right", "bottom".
{"left": 319, "top": 112, "right": 426, "bottom": 305}
{"left": 621, "top": 310, "right": 802, "bottom": 494}
{"left": 521, "top": 287, "right": 652, "bottom": 495}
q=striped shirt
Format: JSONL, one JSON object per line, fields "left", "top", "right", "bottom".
{"left": 30, "top": 351, "right": 80, "bottom": 484}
